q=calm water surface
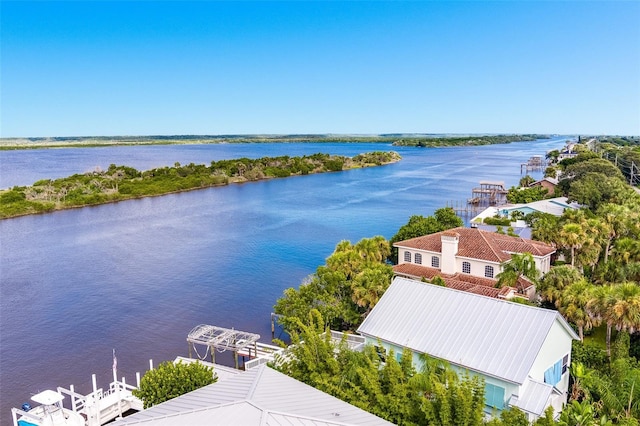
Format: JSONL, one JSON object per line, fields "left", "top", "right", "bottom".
{"left": 0, "top": 139, "right": 566, "bottom": 420}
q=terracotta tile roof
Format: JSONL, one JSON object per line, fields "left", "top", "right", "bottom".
{"left": 394, "top": 227, "right": 555, "bottom": 263}
{"left": 445, "top": 279, "right": 503, "bottom": 298}
{"left": 392, "top": 264, "right": 518, "bottom": 299}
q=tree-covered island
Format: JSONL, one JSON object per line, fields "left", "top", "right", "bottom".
{"left": 0, "top": 151, "right": 400, "bottom": 219}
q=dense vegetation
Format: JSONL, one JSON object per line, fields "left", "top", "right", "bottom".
{"left": 132, "top": 360, "right": 216, "bottom": 408}
{"left": 391, "top": 134, "right": 547, "bottom": 147}
{"left": 521, "top": 141, "right": 640, "bottom": 424}
{"left": 0, "top": 151, "right": 400, "bottom": 219}
{"left": 275, "top": 310, "right": 488, "bottom": 426}
{"left": 596, "top": 138, "right": 640, "bottom": 188}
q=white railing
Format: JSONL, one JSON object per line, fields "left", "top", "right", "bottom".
{"left": 329, "top": 330, "right": 365, "bottom": 351}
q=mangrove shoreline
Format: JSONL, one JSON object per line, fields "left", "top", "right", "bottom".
{"left": 0, "top": 151, "right": 401, "bottom": 219}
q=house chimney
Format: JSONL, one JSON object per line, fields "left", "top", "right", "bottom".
{"left": 441, "top": 232, "right": 459, "bottom": 275}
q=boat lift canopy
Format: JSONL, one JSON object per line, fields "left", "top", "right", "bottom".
{"left": 187, "top": 324, "right": 260, "bottom": 353}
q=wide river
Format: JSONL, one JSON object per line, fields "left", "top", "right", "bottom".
{"left": 0, "top": 138, "right": 566, "bottom": 420}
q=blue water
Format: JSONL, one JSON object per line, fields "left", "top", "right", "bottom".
{"left": 0, "top": 138, "right": 566, "bottom": 420}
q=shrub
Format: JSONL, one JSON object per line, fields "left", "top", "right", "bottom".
{"left": 483, "top": 216, "right": 510, "bottom": 226}
{"left": 132, "top": 360, "right": 216, "bottom": 408}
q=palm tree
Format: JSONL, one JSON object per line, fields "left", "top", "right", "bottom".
{"left": 587, "top": 285, "right": 617, "bottom": 357}
{"left": 556, "top": 279, "right": 594, "bottom": 340}
{"left": 354, "top": 236, "right": 390, "bottom": 263}
{"left": 597, "top": 203, "right": 629, "bottom": 263}
{"left": 611, "top": 237, "right": 640, "bottom": 265}
{"left": 350, "top": 265, "right": 393, "bottom": 315}
{"left": 531, "top": 214, "right": 560, "bottom": 245}
{"left": 519, "top": 175, "right": 535, "bottom": 187}
{"left": 539, "top": 265, "right": 583, "bottom": 305}
{"left": 610, "top": 282, "right": 640, "bottom": 336}
{"left": 496, "top": 252, "right": 539, "bottom": 292}
{"left": 587, "top": 284, "right": 640, "bottom": 357}
{"left": 559, "top": 223, "right": 588, "bottom": 267}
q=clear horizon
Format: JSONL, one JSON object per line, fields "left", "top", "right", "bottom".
{"left": 2, "top": 1, "right": 639, "bottom": 138}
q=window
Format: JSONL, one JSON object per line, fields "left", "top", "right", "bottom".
{"left": 415, "top": 253, "right": 422, "bottom": 265}
{"left": 431, "top": 256, "right": 440, "bottom": 268}
{"left": 485, "top": 383, "right": 505, "bottom": 410}
{"left": 404, "top": 251, "right": 411, "bottom": 262}
{"left": 462, "top": 261, "right": 471, "bottom": 274}
{"left": 544, "top": 359, "right": 563, "bottom": 386}
{"left": 485, "top": 265, "right": 494, "bottom": 278}
{"left": 562, "top": 354, "right": 569, "bottom": 374}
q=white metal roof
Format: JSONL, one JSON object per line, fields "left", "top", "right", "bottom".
{"left": 357, "top": 277, "right": 579, "bottom": 385}
{"left": 113, "top": 364, "right": 392, "bottom": 425}
{"left": 510, "top": 378, "right": 557, "bottom": 416}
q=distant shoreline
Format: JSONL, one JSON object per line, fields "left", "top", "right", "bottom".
{"left": 0, "top": 134, "right": 552, "bottom": 150}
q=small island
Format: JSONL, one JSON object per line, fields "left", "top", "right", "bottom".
{"left": 0, "top": 151, "right": 401, "bottom": 219}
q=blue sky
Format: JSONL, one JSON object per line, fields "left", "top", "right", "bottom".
{"left": 1, "top": 1, "right": 639, "bottom": 137}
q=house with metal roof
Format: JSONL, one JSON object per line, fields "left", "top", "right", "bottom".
{"left": 112, "top": 364, "right": 392, "bottom": 426}
{"left": 393, "top": 226, "right": 555, "bottom": 299}
{"left": 357, "top": 277, "right": 580, "bottom": 421}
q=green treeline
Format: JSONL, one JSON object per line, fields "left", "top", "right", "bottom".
{"left": 0, "top": 151, "right": 401, "bottom": 219}
{"left": 392, "top": 134, "right": 546, "bottom": 147}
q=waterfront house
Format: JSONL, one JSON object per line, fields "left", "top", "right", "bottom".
{"left": 112, "top": 364, "right": 392, "bottom": 425}
{"left": 357, "top": 277, "right": 580, "bottom": 421}
{"left": 529, "top": 177, "right": 559, "bottom": 194}
{"left": 393, "top": 226, "right": 555, "bottom": 299}
{"left": 557, "top": 146, "right": 579, "bottom": 162}
{"left": 471, "top": 197, "right": 578, "bottom": 224}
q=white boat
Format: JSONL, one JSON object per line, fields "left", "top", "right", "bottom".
{"left": 11, "top": 389, "right": 85, "bottom": 426}
{"left": 12, "top": 377, "right": 143, "bottom": 426}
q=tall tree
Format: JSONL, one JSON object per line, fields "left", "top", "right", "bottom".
{"left": 556, "top": 279, "right": 594, "bottom": 340}
{"left": 389, "top": 207, "right": 463, "bottom": 263}
{"left": 559, "top": 223, "right": 588, "bottom": 267}
{"left": 351, "top": 263, "right": 394, "bottom": 315}
{"left": 597, "top": 203, "right": 631, "bottom": 263}
{"left": 538, "top": 265, "right": 584, "bottom": 305}
{"left": 610, "top": 283, "right": 640, "bottom": 337}
{"left": 587, "top": 285, "right": 617, "bottom": 357}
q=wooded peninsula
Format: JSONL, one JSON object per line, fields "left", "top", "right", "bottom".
{"left": 0, "top": 151, "right": 401, "bottom": 219}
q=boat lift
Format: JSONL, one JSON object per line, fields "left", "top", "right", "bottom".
{"left": 187, "top": 324, "right": 269, "bottom": 369}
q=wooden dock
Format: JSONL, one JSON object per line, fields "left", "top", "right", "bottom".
{"left": 521, "top": 155, "right": 547, "bottom": 173}
{"left": 447, "top": 180, "right": 509, "bottom": 219}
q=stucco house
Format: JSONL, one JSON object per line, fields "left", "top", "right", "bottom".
{"left": 393, "top": 226, "right": 555, "bottom": 299}
{"left": 357, "top": 277, "right": 580, "bottom": 421}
